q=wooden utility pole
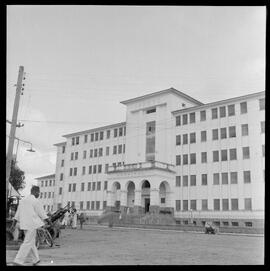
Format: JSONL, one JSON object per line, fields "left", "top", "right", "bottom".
{"left": 6, "top": 66, "right": 24, "bottom": 214}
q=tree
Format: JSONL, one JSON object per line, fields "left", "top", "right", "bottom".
{"left": 9, "top": 159, "right": 25, "bottom": 192}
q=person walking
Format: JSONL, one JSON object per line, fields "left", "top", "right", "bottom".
{"left": 78, "top": 212, "right": 86, "bottom": 229}
{"left": 9, "top": 185, "right": 53, "bottom": 266}
{"left": 71, "top": 208, "right": 77, "bottom": 229}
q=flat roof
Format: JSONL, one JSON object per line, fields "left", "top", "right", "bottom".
{"left": 120, "top": 87, "right": 204, "bottom": 106}
{"left": 172, "top": 91, "right": 265, "bottom": 115}
{"left": 62, "top": 121, "right": 126, "bottom": 138}
{"left": 35, "top": 174, "right": 55, "bottom": 180}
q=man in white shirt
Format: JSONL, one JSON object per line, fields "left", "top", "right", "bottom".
{"left": 9, "top": 185, "right": 52, "bottom": 266}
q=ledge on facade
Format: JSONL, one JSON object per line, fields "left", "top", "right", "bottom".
{"left": 107, "top": 161, "right": 175, "bottom": 174}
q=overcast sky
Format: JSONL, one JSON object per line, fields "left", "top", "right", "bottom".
{"left": 6, "top": 5, "right": 266, "bottom": 195}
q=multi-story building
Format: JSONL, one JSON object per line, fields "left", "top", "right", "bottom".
{"left": 35, "top": 174, "right": 56, "bottom": 213}
{"left": 52, "top": 88, "right": 265, "bottom": 228}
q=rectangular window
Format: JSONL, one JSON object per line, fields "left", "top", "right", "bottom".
{"left": 244, "top": 171, "right": 251, "bottom": 183}
{"left": 104, "top": 181, "right": 108, "bottom": 190}
{"left": 98, "top": 165, "right": 102, "bottom": 173}
{"left": 72, "top": 183, "right": 76, "bottom": 192}
{"left": 228, "top": 104, "right": 235, "bottom": 116}
{"left": 60, "top": 173, "right": 63, "bottom": 181}
{"left": 229, "top": 126, "right": 236, "bottom": 138}
{"left": 219, "top": 106, "right": 226, "bottom": 118}
{"left": 201, "top": 200, "right": 208, "bottom": 210}
{"left": 72, "top": 137, "right": 75, "bottom": 146}
{"left": 190, "top": 112, "right": 195, "bottom": 123}
{"left": 93, "top": 165, "right": 97, "bottom": 174}
{"left": 183, "top": 154, "right": 188, "bottom": 165}
{"left": 95, "top": 132, "right": 99, "bottom": 141}
{"left": 201, "top": 131, "right": 207, "bottom": 142}
{"left": 183, "top": 200, "right": 188, "bottom": 211}
{"left": 200, "top": 110, "right": 206, "bottom": 121}
{"left": 118, "top": 145, "right": 122, "bottom": 154}
{"left": 114, "top": 128, "right": 118, "bottom": 137}
{"left": 75, "top": 152, "right": 78, "bottom": 160}
{"left": 190, "top": 175, "right": 196, "bottom": 186}
{"left": 76, "top": 136, "right": 79, "bottom": 145}
{"left": 69, "top": 168, "right": 73, "bottom": 176}
{"left": 82, "top": 166, "right": 86, "bottom": 175}
{"left": 183, "top": 176, "right": 188, "bottom": 186}
{"left": 74, "top": 168, "right": 77, "bottom": 176}
{"left": 231, "top": 199, "right": 239, "bottom": 210}
{"left": 107, "top": 130, "right": 110, "bottom": 139}
{"left": 89, "top": 149, "right": 93, "bottom": 158}
{"left": 176, "top": 200, "right": 181, "bottom": 211}
{"left": 222, "top": 173, "right": 228, "bottom": 184}
{"left": 176, "top": 155, "right": 181, "bottom": 166}
{"left": 113, "top": 146, "right": 117, "bottom": 155}
{"left": 92, "top": 182, "right": 96, "bottom": 190}
{"left": 86, "top": 201, "right": 90, "bottom": 210}
{"left": 230, "top": 172, "right": 238, "bottom": 184}
{"left": 59, "top": 187, "right": 62, "bottom": 195}
{"left": 100, "top": 131, "right": 104, "bottom": 140}
{"left": 240, "top": 102, "right": 247, "bottom": 114}
{"left": 221, "top": 149, "right": 228, "bottom": 161}
{"left": 259, "top": 98, "right": 265, "bottom": 110}
{"left": 214, "top": 199, "right": 220, "bottom": 210}
{"left": 201, "top": 152, "right": 207, "bottom": 163}
{"left": 244, "top": 198, "right": 252, "bottom": 210}
{"left": 90, "top": 133, "right": 94, "bottom": 142}
{"left": 89, "top": 165, "right": 92, "bottom": 174}
{"left": 123, "top": 144, "right": 125, "bottom": 153}
{"left": 201, "top": 174, "right": 207, "bottom": 185}
{"left": 183, "top": 134, "right": 188, "bottom": 144}
{"left": 220, "top": 128, "right": 227, "bottom": 139}
{"left": 176, "top": 115, "right": 181, "bottom": 126}
{"left": 105, "top": 164, "right": 109, "bottom": 173}
{"left": 83, "top": 150, "right": 87, "bottom": 159}
{"left": 62, "top": 146, "right": 65, "bottom": 153}
{"left": 176, "top": 176, "right": 181, "bottom": 187}
{"left": 176, "top": 135, "right": 181, "bottom": 146}
{"left": 190, "top": 132, "right": 196, "bottom": 144}
{"left": 71, "top": 153, "right": 74, "bottom": 160}
{"left": 91, "top": 201, "right": 95, "bottom": 210}
{"left": 84, "top": 134, "right": 88, "bottom": 143}
{"left": 242, "top": 147, "right": 250, "bottom": 159}
{"left": 61, "top": 160, "right": 64, "bottom": 167}
{"left": 212, "top": 108, "right": 218, "bottom": 119}
{"left": 119, "top": 127, "right": 123, "bottom": 136}
{"left": 190, "top": 153, "right": 196, "bottom": 164}
{"left": 213, "top": 151, "right": 219, "bottom": 162}
{"left": 99, "top": 148, "right": 103, "bottom": 157}
{"left": 261, "top": 121, "right": 265, "bottom": 134}
{"left": 68, "top": 184, "right": 71, "bottom": 192}
{"left": 190, "top": 200, "right": 196, "bottom": 210}
{"left": 183, "top": 114, "right": 188, "bottom": 125}
{"left": 222, "top": 199, "right": 229, "bottom": 211}
{"left": 229, "top": 148, "right": 237, "bottom": 160}
{"left": 80, "top": 201, "right": 84, "bottom": 210}
{"left": 146, "top": 108, "right": 156, "bottom": 114}
{"left": 241, "top": 124, "right": 249, "bottom": 136}
{"left": 212, "top": 129, "right": 218, "bottom": 140}
{"left": 81, "top": 183, "right": 84, "bottom": 191}
{"left": 97, "top": 182, "right": 101, "bottom": 190}
{"left": 213, "top": 173, "right": 219, "bottom": 185}
{"left": 88, "top": 182, "right": 91, "bottom": 191}
{"left": 105, "top": 146, "right": 110, "bottom": 156}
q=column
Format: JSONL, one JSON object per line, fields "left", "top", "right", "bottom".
{"left": 133, "top": 190, "right": 143, "bottom": 214}
{"left": 149, "top": 188, "right": 160, "bottom": 214}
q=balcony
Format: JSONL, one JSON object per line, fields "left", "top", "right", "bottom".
{"left": 107, "top": 161, "right": 175, "bottom": 174}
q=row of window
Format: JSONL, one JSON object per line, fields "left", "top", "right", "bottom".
{"left": 176, "top": 220, "right": 253, "bottom": 228}
{"left": 176, "top": 122, "right": 265, "bottom": 145}
{"left": 175, "top": 145, "right": 262, "bottom": 165}
{"left": 40, "top": 179, "right": 55, "bottom": 187}
{"left": 175, "top": 198, "right": 252, "bottom": 211}
{"left": 67, "top": 200, "right": 107, "bottom": 210}
{"left": 65, "top": 181, "right": 108, "bottom": 193}
{"left": 40, "top": 191, "right": 54, "bottom": 199}
{"left": 175, "top": 98, "right": 265, "bottom": 126}
{"left": 71, "top": 127, "right": 126, "bottom": 146}
{"left": 175, "top": 170, "right": 252, "bottom": 187}
{"left": 43, "top": 205, "right": 54, "bottom": 212}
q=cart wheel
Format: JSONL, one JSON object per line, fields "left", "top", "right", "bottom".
{"left": 44, "top": 230, "right": 54, "bottom": 247}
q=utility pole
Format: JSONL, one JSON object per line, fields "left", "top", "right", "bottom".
{"left": 6, "top": 66, "right": 24, "bottom": 215}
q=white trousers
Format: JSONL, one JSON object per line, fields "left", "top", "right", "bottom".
{"left": 14, "top": 229, "right": 39, "bottom": 265}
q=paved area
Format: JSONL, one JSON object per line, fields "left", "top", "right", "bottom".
{"left": 6, "top": 224, "right": 264, "bottom": 265}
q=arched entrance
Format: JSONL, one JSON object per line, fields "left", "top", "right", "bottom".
{"left": 159, "top": 181, "right": 173, "bottom": 213}
{"left": 112, "top": 182, "right": 121, "bottom": 210}
{"left": 141, "top": 180, "right": 151, "bottom": 213}
{"left": 126, "top": 181, "right": 135, "bottom": 208}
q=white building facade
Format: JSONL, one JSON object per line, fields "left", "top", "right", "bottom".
{"left": 52, "top": 88, "right": 265, "bottom": 228}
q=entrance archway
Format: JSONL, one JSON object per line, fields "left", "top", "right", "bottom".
{"left": 112, "top": 182, "right": 121, "bottom": 210}
{"left": 159, "top": 181, "right": 170, "bottom": 207}
{"left": 126, "top": 181, "right": 135, "bottom": 208}
{"left": 141, "top": 180, "right": 150, "bottom": 213}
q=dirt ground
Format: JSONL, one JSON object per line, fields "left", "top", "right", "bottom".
{"left": 6, "top": 224, "right": 264, "bottom": 265}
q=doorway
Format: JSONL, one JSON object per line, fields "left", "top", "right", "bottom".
{"left": 145, "top": 198, "right": 150, "bottom": 213}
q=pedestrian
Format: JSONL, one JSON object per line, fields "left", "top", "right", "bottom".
{"left": 78, "top": 212, "right": 86, "bottom": 229}
{"left": 61, "top": 210, "right": 69, "bottom": 229}
{"left": 71, "top": 208, "right": 77, "bottom": 229}
{"left": 9, "top": 185, "right": 53, "bottom": 266}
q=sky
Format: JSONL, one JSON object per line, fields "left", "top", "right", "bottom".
{"left": 6, "top": 5, "right": 266, "bottom": 196}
